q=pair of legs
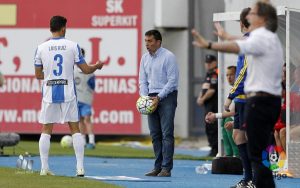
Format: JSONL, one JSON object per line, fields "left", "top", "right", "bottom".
{"left": 39, "top": 122, "right": 85, "bottom": 176}
{"left": 245, "top": 96, "right": 281, "bottom": 188}
{"left": 147, "top": 91, "right": 177, "bottom": 176}
{"left": 39, "top": 99, "right": 85, "bottom": 176}
{"left": 204, "top": 102, "right": 218, "bottom": 157}
{"left": 231, "top": 102, "right": 253, "bottom": 188}
{"left": 205, "top": 120, "right": 218, "bottom": 157}
{"left": 222, "top": 118, "right": 239, "bottom": 157}
{"left": 79, "top": 115, "right": 95, "bottom": 146}
{"left": 274, "top": 127, "right": 286, "bottom": 152}
{"left": 78, "top": 102, "right": 95, "bottom": 146}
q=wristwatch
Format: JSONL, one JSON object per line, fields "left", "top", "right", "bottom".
{"left": 207, "top": 42, "right": 212, "bottom": 49}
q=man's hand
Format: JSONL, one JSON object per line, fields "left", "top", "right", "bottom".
{"left": 224, "top": 98, "right": 232, "bottom": 112}
{"left": 214, "top": 22, "right": 229, "bottom": 41}
{"left": 150, "top": 96, "right": 159, "bottom": 112}
{"left": 191, "top": 29, "right": 209, "bottom": 48}
{"left": 205, "top": 112, "right": 216, "bottom": 124}
{"left": 224, "top": 121, "right": 234, "bottom": 130}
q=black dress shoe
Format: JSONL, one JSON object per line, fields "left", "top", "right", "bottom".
{"left": 157, "top": 169, "right": 171, "bottom": 177}
{"left": 145, "top": 169, "right": 161, "bottom": 176}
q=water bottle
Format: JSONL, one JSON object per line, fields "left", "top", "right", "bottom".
{"left": 195, "top": 165, "right": 208, "bottom": 174}
{"left": 16, "top": 155, "right": 23, "bottom": 168}
{"left": 203, "top": 163, "right": 212, "bottom": 171}
{"left": 26, "top": 153, "right": 33, "bottom": 171}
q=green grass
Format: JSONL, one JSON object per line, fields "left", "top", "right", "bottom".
{"left": 0, "top": 167, "right": 122, "bottom": 188}
{"left": 3, "top": 141, "right": 211, "bottom": 160}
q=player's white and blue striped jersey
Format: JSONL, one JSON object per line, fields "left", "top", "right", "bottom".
{"left": 34, "top": 37, "right": 84, "bottom": 103}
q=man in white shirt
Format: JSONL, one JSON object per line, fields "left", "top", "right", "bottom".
{"left": 34, "top": 15, "right": 104, "bottom": 177}
{"left": 191, "top": 2, "right": 283, "bottom": 188}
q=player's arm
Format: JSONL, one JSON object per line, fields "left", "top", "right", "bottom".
{"left": 74, "top": 44, "right": 103, "bottom": 74}
{"left": 34, "top": 47, "right": 44, "bottom": 79}
{"left": 35, "top": 66, "right": 44, "bottom": 79}
{"left": 77, "top": 60, "right": 104, "bottom": 74}
{"left": 210, "top": 102, "right": 235, "bottom": 120}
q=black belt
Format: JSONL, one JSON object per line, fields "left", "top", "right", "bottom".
{"left": 148, "top": 90, "right": 177, "bottom": 97}
{"left": 246, "top": 91, "right": 280, "bottom": 98}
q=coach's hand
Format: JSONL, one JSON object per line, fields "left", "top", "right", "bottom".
{"left": 191, "top": 29, "right": 209, "bottom": 49}
{"left": 150, "top": 96, "right": 159, "bottom": 112}
{"left": 214, "top": 22, "right": 229, "bottom": 41}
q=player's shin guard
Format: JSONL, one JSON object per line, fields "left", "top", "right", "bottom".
{"left": 72, "top": 133, "right": 84, "bottom": 170}
{"left": 39, "top": 133, "right": 51, "bottom": 170}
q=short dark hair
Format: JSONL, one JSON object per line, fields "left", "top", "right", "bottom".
{"left": 256, "top": 2, "right": 278, "bottom": 32}
{"left": 227, "top": 66, "right": 237, "bottom": 72}
{"left": 145, "top": 29, "right": 162, "bottom": 42}
{"left": 81, "top": 48, "right": 85, "bottom": 57}
{"left": 50, "top": 16, "right": 67, "bottom": 32}
{"left": 240, "top": 7, "right": 251, "bottom": 28}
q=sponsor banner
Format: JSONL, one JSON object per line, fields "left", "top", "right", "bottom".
{"left": 0, "top": 0, "right": 142, "bottom": 134}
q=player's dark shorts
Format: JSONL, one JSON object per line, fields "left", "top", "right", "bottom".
{"left": 234, "top": 102, "right": 246, "bottom": 130}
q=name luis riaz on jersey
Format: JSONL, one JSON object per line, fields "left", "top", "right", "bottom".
{"left": 48, "top": 45, "right": 67, "bottom": 51}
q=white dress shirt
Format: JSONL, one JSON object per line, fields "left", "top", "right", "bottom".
{"left": 236, "top": 27, "right": 284, "bottom": 96}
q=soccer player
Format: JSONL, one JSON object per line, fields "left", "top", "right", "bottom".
{"left": 214, "top": 8, "right": 254, "bottom": 188}
{"left": 205, "top": 66, "right": 239, "bottom": 157}
{"left": 74, "top": 48, "right": 96, "bottom": 149}
{"left": 34, "top": 15, "right": 104, "bottom": 176}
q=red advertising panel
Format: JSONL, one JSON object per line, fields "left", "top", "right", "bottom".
{"left": 0, "top": 0, "right": 142, "bottom": 134}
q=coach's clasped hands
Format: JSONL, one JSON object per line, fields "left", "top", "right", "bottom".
{"left": 150, "top": 96, "right": 159, "bottom": 112}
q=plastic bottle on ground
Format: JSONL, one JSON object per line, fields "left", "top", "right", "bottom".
{"left": 195, "top": 165, "right": 208, "bottom": 174}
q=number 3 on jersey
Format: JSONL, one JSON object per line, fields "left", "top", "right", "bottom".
{"left": 53, "top": 54, "right": 63, "bottom": 76}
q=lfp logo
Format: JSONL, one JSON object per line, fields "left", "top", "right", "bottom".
{"left": 262, "top": 145, "right": 286, "bottom": 171}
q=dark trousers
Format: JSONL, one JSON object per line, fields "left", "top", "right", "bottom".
{"left": 205, "top": 120, "right": 218, "bottom": 155}
{"left": 245, "top": 96, "right": 281, "bottom": 188}
{"left": 204, "top": 102, "right": 218, "bottom": 155}
{"left": 148, "top": 91, "right": 177, "bottom": 171}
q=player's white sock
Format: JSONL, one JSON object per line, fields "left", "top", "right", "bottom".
{"left": 39, "top": 133, "right": 51, "bottom": 170}
{"left": 88, "top": 134, "right": 95, "bottom": 145}
{"left": 82, "top": 134, "right": 87, "bottom": 145}
{"left": 72, "top": 133, "right": 84, "bottom": 170}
